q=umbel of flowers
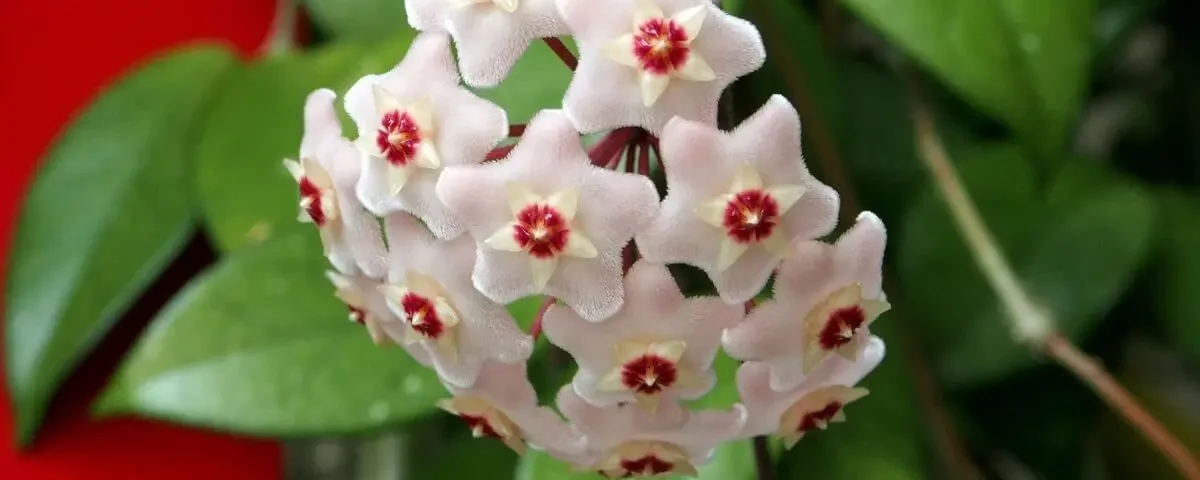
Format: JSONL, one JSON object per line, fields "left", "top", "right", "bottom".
{"left": 285, "top": 0, "right": 891, "bottom": 476}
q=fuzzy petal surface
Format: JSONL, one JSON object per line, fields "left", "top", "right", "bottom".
{"left": 542, "top": 260, "right": 741, "bottom": 406}
{"left": 637, "top": 95, "right": 839, "bottom": 303}
{"left": 298, "top": 88, "right": 388, "bottom": 277}
{"left": 436, "top": 110, "right": 660, "bottom": 322}
{"left": 558, "top": 0, "right": 765, "bottom": 133}
{"left": 722, "top": 211, "right": 888, "bottom": 390}
{"left": 344, "top": 32, "right": 507, "bottom": 239}
{"left": 380, "top": 212, "right": 534, "bottom": 387}
{"left": 444, "top": 361, "right": 586, "bottom": 454}
{"left": 407, "top": 0, "right": 569, "bottom": 86}
{"left": 736, "top": 335, "right": 884, "bottom": 439}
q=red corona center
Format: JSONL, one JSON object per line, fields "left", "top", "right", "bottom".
{"left": 798, "top": 402, "right": 843, "bottom": 433}
{"left": 298, "top": 177, "right": 326, "bottom": 226}
{"left": 632, "top": 18, "right": 690, "bottom": 75}
{"left": 620, "top": 355, "right": 678, "bottom": 395}
{"left": 458, "top": 414, "right": 501, "bottom": 439}
{"left": 817, "top": 305, "right": 866, "bottom": 350}
{"left": 375, "top": 110, "right": 422, "bottom": 166}
{"left": 617, "top": 455, "right": 675, "bottom": 477}
{"left": 723, "top": 189, "right": 781, "bottom": 244}
{"left": 400, "top": 292, "right": 445, "bottom": 339}
{"left": 347, "top": 305, "right": 367, "bottom": 325}
{"left": 512, "top": 203, "right": 571, "bottom": 259}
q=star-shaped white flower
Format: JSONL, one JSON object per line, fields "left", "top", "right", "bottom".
{"left": 636, "top": 95, "right": 840, "bottom": 304}
{"left": 722, "top": 212, "right": 891, "bottom": 391}
{"left": 438, "top": 361, "right": 586, "bottom": 456}
{"left": 542, "top": 260, "right": 741, "bottom": 410}
{"left": 344, "top": 32, "right": 508, "bottom": 240}
{"left": 557, "top": 0, "right": 765, "bottom": 133}
{"left": 556, "top": 387, "right": 746, "bottom": 477}
{"left": 285, "top": 89, "right": 388, "bottom": 277}
{"left": 406, "top": 0, "right": 569, "bottom": 87}
{"left": 324, "top": 270, "right": 432, "bottom": 365}
{"left": 735, "top": 335, "right": 884, "bottom": 447}
{"left": 376, "top": 212, "right": 534, "bottom": 387}
{"left": 435, "top": 110, "right": 660, "bottom": 322}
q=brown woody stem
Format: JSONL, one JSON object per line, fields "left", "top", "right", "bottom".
{"left": 542, "top": 37, "right": 578, "bottom": 70}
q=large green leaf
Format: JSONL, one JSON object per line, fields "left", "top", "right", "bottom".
{"left": 840, "top": 0, "right": 1095, "bottom": 153}
{"left": 778, "top": 321, "right": 927, "bottom": 480}
{"left": 1151, "top": 190, "right": 1200, "bottom": 364}
{"left": 93, "top": 233, "right": 444, "bottom": 435}
{"left": 303, "top": 0, "right": 409, "bottom": 41}
{"left": 4, "top": 46, "right": 236, "bottom": 444}
{"left": 195, "top": 36, "right": 413, "bottom": 253}
{"left": 900, "top": 146, "right": 1156, "bottom": 387}
{"left": 515, "top": 439, "right": 755, "bottom": 480}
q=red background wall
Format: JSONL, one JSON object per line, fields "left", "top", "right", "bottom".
{"left": 1, "top": 1, "right": 284, "bottom": 478}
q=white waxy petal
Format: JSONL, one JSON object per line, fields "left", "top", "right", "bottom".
{"left": 354, "top": 135, "right": 381, "bottom": 158}
{"left": 405, "top": 270, "right": 444, "bottom": 298}
{"left": 297, "top": 208, "right": 312, "bottom": 223}
{"left": 695, "top": 195, "right": 730, "bottom": 228}
{"left": 766, "top": 184, "right": 807, "bottom": 213}
{"left": 317, "top": 227, "right": 337, "bottom": 256}
{"left": 283, "top": 158, "right": 303, "bottom": 181}
{"left": 447, "top": 0, "right": 481, "bottom": 8}
{"left": 601, "top": 34, "right": 639, "bottom": 68}
{"left": 378, "top": 284, "right": 408, "bottom": 303}
{"left": 671, "top": 4, "right": 707, "bottom": 40}
{"left": 632, "top": 0, "right": 665, "bottom": 28}
{"left": 596, "top": 368, "right": 626, "bottom": 392}
{"left": 505, "top": 183, "right": 543, "bottom": 215}
{"left": 562, "top": 230, "right": 598, "bottom": 259}
{"left": 493, "top": 0, "right": 518, "bottom": 13}
{"left": 404, "top": 326, "right": 425, "bottom": 345}
{"left": 387, "top": 163, "right": 411, "bottom": 195}
{"left": 639, "top": 71, "right": 671, "bottom": 107}
{"left": 614, "top": 340, "right": 648, "bottom": 363}
{"left": 318, "top": 193, "right": 339, "bottom": 223}
{"left": 731, "top": 163, "right": 763, "bottom": 192}
{"left": 530, "top": 257, "right": 558, "bottom": 290}
{"left": 546, "top": 188, "right": 579, "bottom": 220}
{"left": 716, "top": 238, "right": 749, "bottom": 271}
{"left": 484, "top": 224, "right": 523, "bottom": 252}
{"left": 673, "top": 53, "right": 716, "bottom": 82}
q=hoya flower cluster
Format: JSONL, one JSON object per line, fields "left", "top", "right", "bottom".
{"left": 285, "top": 0, "right": 891, "bottom": 476}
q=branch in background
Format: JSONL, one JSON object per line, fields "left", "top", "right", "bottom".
{"left": 906, "top": 73, "right": 1200, "bottom": 480}
{"left": 264, "top": 0, "right": 298, "bottom": 56}
{"left": 752, "top": 436, "right": 776, "bottom": 480}
{"left": 542, "top": 38, "right": 578, "bottom": 70}
{"left": 748, "top": 2, "right": 985, "bottom": 478}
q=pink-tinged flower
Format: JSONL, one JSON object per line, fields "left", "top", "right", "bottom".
{"left": 735, "top": 335, "right": 884, "bottom": 447}
{"left": 722, "top": 212, "right": 891, "bottom": 391}
{"left": 636, "top": 95, "right": 839, "bottom": 304}
{"left": 556, "top": 387, "right": 745, "bottom": 477}
{"left": 438, "top": 361, "right": 586, "bottom": 455}
{"left": 557, "top": 0, "right": 765, "bottom": 133}
{"left": 376, "top": 212, "right": 533, "bottom": 387}
{"left": 435, "top": 110, "right": 660, "bottom": 322}
{"left": 406, "top": 0, "right": 569, "bottom": 87}
{"left": 542, "top": 261, "right": 741, "bottom": 410}
{"left": 324, "top": 270, "right": 432, "bottom": 365}
{"left": 285, "top": 89, "right": 388, "bottom": 277}
{"left": 344, "top": 32, "right": 508, "bottom": 240}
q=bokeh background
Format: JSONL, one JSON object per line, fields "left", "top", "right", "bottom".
{"left": 3, "top": 0, "right": 1199, "bottom": 479}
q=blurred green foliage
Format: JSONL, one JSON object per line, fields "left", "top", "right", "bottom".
{"left": 6, "top": 0, "right": 1200, "bottom": 478}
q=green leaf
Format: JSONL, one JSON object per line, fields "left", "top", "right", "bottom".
{"left": 899, "top": 145, "right": 1156, "bottom": 387}
{"left": 686, "top": 350, "right": 741, "bottom": 410}
{"left": 779, "top": 321, "right": 926, "bottom": 480}
{"left": 1151, "top": 190, "right": 1200, "bottom": 364}
{"left": 472, "top": 42, "right": 574, "bottom": 124}
{"left": 195, "top": 35, "right": 413, "bottom": 252}
{"left": 94, "top": 233, "right": 443, "bottom": 435}
{"left": 4, "top": 46, "right": 236, "bottom": 444}
{"left": 303, "top": 0, "right": 410, "bottom": 41}
{"left": 840, "top": 0, "right": 1095, "bottom": 153}
{"left": 515, "top": 440, "right": 755, "bottom": 480}
{"left": 421, "top": 434, "right": 519, "bottom": 480}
